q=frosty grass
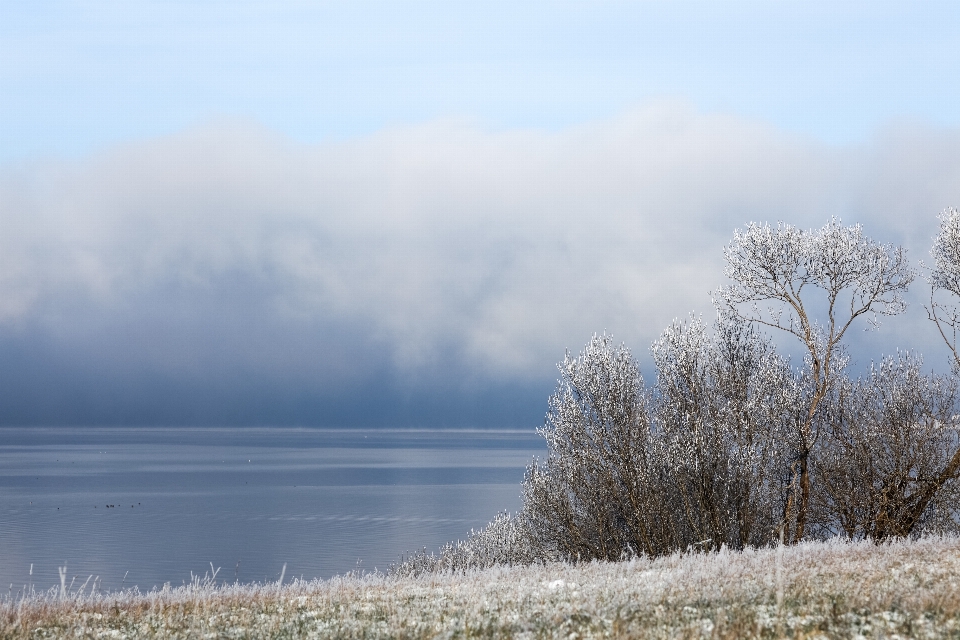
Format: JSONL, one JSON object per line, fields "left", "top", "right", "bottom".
{"left": 3, "top": 536, "right": 960, "bottom": 639}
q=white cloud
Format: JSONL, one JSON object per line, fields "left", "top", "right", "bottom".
{"left": 1, "top": 103, "right": 959, "bottom": 387}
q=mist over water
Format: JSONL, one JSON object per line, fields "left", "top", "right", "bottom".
{"left": 0, "top": 427, "right": 544, "bottom": 592}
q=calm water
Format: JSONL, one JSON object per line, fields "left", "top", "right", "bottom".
{"left": 0, "top": 427, "right": 545, "bottom": 592}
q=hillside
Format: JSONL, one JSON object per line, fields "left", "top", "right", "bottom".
{"left": 3, "top": 536, "right": 959, "bottom": 639}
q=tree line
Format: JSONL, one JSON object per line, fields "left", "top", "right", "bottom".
{"left": 394, "top": 209, "right": 960, "bottom": 575}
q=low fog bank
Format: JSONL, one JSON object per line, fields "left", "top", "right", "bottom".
{"left": 1, "top": 103, "right": 958, "bottom": 425}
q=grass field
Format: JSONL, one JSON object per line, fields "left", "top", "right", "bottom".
{"left": 3, "top": 536, "right": 959, "bottom": 639}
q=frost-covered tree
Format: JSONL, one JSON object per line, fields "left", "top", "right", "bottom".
{"left": 718, "top": 219, "right": 914, "bottom": 542}
{"left": 928, "top": 207, "right": 960, "bottom": 367}
{"left": 812, "top": 353, "right": 960, "bottom": 540}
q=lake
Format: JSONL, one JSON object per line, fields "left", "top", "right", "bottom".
{"left": 0, "top": 427, "right": 546, "bottom": 593}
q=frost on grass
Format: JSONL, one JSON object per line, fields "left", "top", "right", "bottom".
{"left": 4, "top": 537, "right": 960, "bottom": 639}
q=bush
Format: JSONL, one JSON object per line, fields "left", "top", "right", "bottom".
{"left": 649, "top": 314, "right": 798, "bottom": 551}
{"left": 521, "top": 316, "right": 801, "bottom": 561}
{"left": 390, "top": 511, "right": 543, "bottom": 576}
{"left": 520, "top": 333, "right": 661, "bottom": 561}
{"left": 812, "top": 352, "right": 960, "bottom": 540}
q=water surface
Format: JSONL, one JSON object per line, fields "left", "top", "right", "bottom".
{"left": 0, "top": 427, "right": 545, "bottom": 592}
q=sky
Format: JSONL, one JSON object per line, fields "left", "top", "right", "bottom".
{"left": 1, "top": 1, "right": 960, "bottom": 426}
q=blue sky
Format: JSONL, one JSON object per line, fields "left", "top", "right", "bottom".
{"left": 4, "top": 1, "right": 960, "bottom": 159}
{"left": 1, "top": 2, "right": 960, "bottom": 425}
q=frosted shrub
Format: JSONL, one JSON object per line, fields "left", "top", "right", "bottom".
{"left": 521, "top": 322, "right": 802, "bottom": 561}
{"left": 390, "top": 511, "right": 544, "bottom": 576}
{"left": 650, "top": 314, "right": 799, "bottom": 550}
{"left": 520, "top": 334, "right": 663, "bottom": 560}
{"left": 812, "top": 352, "right": 960, "bottom": 539}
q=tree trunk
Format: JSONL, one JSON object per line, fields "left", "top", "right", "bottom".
{"left": 793, "top": 453, "right": 809, "bottom": 543}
